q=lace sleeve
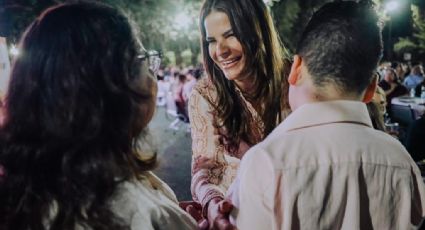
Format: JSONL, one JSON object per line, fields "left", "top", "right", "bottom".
{"left": 188, "top": 88, "right": 227, "bottom": 208}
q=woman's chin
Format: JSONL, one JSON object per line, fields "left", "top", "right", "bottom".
{"left": 223, "top": 71, "right": 240, "bottom": 81}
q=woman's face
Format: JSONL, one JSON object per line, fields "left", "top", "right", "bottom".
{"left": 204, "top": 11, "right": 246, "bottom": 82}
{"left": 384, "top": 69, "right": 395, "bottom": 83}
{"left": 372, "top": 88, "right": 387, "bottom": 115}
{"left": 138, "top": 51, "right": 158, "bottom": 128}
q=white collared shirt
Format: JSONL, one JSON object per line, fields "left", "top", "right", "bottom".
{"left": 229, "top": 100, "right": 425, "bottom": 230}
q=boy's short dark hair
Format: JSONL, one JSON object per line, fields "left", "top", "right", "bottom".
{"left": 296, "top": 1, "right": 382, "bottom": 94}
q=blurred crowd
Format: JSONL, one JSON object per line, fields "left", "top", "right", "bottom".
{"left": 155, "top": 66, "right": 204, "bottom": 130}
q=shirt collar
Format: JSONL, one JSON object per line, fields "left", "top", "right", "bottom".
{"left": 278, "top": 100, "right": 373, "bottom": 132}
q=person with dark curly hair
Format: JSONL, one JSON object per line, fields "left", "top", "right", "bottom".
{"left": 0, "top": 2, "right": 196, "bottom": 229}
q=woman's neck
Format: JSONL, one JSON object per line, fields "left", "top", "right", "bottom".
{"left": 234, "top": 76, "right": 256, "bottom": 96}
{"left": 234, "top": 77, "right": 264, "bottom": 115}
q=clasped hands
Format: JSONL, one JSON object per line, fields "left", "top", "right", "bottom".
{"left": 179, "top": 197, "right": 235, "bottom": 230}
{"left": 181, "top": 155, "right": 235, "bottom": 230}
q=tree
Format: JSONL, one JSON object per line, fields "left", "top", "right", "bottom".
{"left": 95, "top": 0, "right": 203, "bottom": 66}
{"left": 2, "top": 0, "right": 60, "bottom": 43}
{"left": 2, "top": 0, "right": 203, "bottom": 67}
{"left": 270, "top": 0, "right": 334, "bottom": 53}
{"left": 394, "top": 4, "right": 425, "bottom": 62}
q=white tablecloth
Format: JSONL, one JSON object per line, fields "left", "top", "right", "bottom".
{"left": 391, "top": 96, "right": 425, "bottom": 119}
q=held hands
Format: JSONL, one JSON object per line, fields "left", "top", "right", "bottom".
{"left": 206, "top": 197, "right": 236, "bottom": 230}
{"left": 179, "top": 198, "right": 236, "bottom": 230}
{"left": 179, "top": 201, "right": 209, "bottom": 229}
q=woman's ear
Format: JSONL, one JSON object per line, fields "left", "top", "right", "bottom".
{"left": 288, "top": 55, "right": 302, "bottom": 85}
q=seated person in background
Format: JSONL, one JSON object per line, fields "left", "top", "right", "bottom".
{"left": 392, "top": 61, "right": 408, "bottom": 83}
{"left": 182, "top": 69, "right": 203, "bottom": 124}
{"left": 0, "top": 2, "right": 196, "bottom": 229}
{"left": 377, "top": 62, "right": 390, "bottom": 80}
{"left": 156, "top": 71, "right": 169, "bottom": 106}
{"left": 183, "top": 68, "right": 203, "bottom": 103}
{"left": 378, "top": 67, "right": 408, "bottom": 110}
{"left": 404, "top": 64, "right": 424, "bottom": 91}
{"left": 405, "top": 114, "right": 425, "bottom": 162}
{"left": 229, "top": 1, "right": 425, "bottom": 229}
{"left": 414, "top": 79, "right": 425, "bottom": 97}
{"left": 174, "top": 73, "right": 189, "bottom": 122}
{"left": 182, "top": 69, "right": 196, "bottom": 103}
{"left": 367, "top": 83, "right": 387, "bottom": 131}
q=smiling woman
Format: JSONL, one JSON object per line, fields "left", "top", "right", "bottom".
{"left": 204, "top": 11, "right": 245, "bottom": 84}
{"left": 187, "top": 0, "right": 291, "bottom": 228}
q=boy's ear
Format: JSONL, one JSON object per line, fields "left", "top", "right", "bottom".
{"left": 362, "top": 75, "right": 378, "bottom": 103}
{"left": 288, "top": 55, "right": 303, "bottom": 85}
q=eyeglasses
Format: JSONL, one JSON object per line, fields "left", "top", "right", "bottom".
{"left": 138, "top": 50, "right": 162, "bottom": 74}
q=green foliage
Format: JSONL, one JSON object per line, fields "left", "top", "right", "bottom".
{"left": 11, "top": 0, "right": 412, "bottom": 65}
{"left": 394, "top": 37, "right": 417, "bottom": 54}
{"left": 413, "top": 18, "right": 425, "bottom": 53}
{"left": 271, "top": 0, "right": 300, "bottom": 53}
{"left": 394, "top": 5, "right": 425, "bottom": 60}
{"left": 181, "top": 49, "right": 193, "bottom": 67}
{"left": 97, "top": 0, "right": 203, "bottom": 66}
{"left": 5, "top": 0, "right": 203, "bottom": 66}
{"left": 163, "top": 51, "right": 176, "bottom": 67}
{"left": 270, "top": 0, "right": 333, "bottom": 53}
{"left": 5, "top": 0, "right": 60, "bottom": 43}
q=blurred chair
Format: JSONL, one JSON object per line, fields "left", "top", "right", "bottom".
{"left": 390, "top": 104, "right": 415, "bottom": 127}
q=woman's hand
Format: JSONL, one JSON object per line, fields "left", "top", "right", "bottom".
{"left": 206, "top": 197, "right": 236, "bottom": 230}
{"left": 179, "top": 201, "right": 209, "bottom": 229}
{"left": 179, "top": 199, "right": 235, "bottom": 230}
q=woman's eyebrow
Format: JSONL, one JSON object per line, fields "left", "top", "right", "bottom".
{"left": 222, "top": 29, "right": 233, "bottom": 37}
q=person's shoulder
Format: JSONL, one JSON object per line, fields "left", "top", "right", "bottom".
{"left": 240, "top": 144, "right": 275, "bottom": 173}
{"left": 109, "top": 179, "right": 159, "bottom": 226}
{"left": 111, "top": 175, "right": 177, "bottom": 215}
{"left": 191, "top": 77, "right": 217, "bottom": 102}
{"left": 257, "top": 118, "right": 411, "bottom": 168}
{"left": 244, "top": 127, "right": 295, "bottom": 168}
{"left": 112, "top": 178, "right": 157, "bottom": 208}
{"left": 193, "top": 76, "right": 213, "bottom": 91}
{"left": 364, "top": 128, "right": 415, "bottom": 165}
{"left": 111, "top": 177, "right": 197, "bottom": 230}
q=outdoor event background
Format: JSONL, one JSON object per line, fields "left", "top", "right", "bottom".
{"left": 1, "top": 0, "right": 425, "bottom": 66}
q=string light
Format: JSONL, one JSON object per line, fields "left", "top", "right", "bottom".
{"left": 10, "top": 44, "right": 19, "bottom": 56}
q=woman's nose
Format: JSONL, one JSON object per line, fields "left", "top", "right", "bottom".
{"left": 216, "top": 41, "right": 230, "bottom": 59}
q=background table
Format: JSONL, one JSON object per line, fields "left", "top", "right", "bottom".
{"left": 392, "top": 96, "right": 425, "bottom": 119}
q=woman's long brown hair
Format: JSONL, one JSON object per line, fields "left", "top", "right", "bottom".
{"left": 199, "top": 0, "right": 290, "bottom": 153}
